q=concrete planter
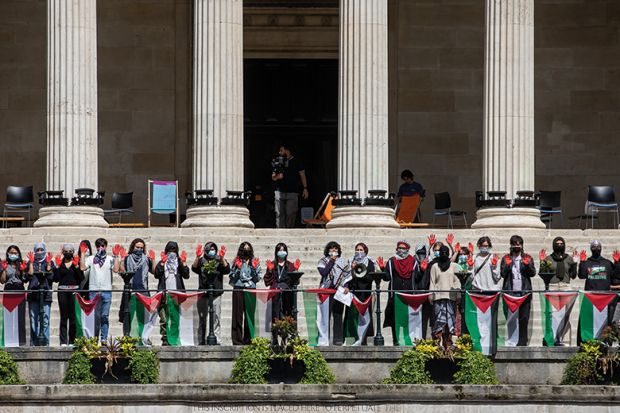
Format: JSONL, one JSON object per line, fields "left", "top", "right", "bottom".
{"left": 266, "top": 358, "right": 305, "bottom": 384}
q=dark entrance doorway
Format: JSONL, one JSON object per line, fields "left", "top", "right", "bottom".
{"left": 244, "top": 59, "right": 338, "bottom": 228}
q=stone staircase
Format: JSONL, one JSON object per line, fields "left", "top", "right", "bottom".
{"left": 6, "top": 227, "right": 619, "bottom": 346}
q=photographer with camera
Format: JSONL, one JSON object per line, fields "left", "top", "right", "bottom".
{"left": 271, "top": 144, "right": 308, "bottom": 228}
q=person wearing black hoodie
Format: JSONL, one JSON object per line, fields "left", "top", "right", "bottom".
{"left": 577, "top": 240, "right": 620, "bottom": 344}
{"left": 154, "top": 241, "right": 190, "bottom": 345}
{"left": 500, "top": 235, "right": 536, "bottom": 346}
{"left": 191, "top": 241, "right": 229, "bottom": 345}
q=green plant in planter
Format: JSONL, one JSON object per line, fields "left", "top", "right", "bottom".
{"left": 381, "top": 348, "right": 434, "bottom": 384}
{"left": 291, "top": 337, "right": 335, "bottom": 384}
{"left": 202, "top": 259, "right": 218, "bottom": 274}
{"left": 230, "top": 337, "right": 271, "bottom": 384}
{"left": 539, "top": 258, "right": 553, "bottom": 273}
{"left": 562, "top": 339, "right": 615, "bottom": 385}
{"left": 63, "top": 351, "right": 96, "bottom": 384}
{"left": 453, "top": 351, "right": 499, "bottom": 384}
{"left": 128, "top": 350, "right": 160, "bottom": 384}
{"left": 0, "top": 349, "right": 24, "bottom": 385}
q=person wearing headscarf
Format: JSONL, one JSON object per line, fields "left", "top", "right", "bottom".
{"left": 317, "top": 241, "right": 351, "bottom": 346}
{"left": 577, "top": 240, "right": 620, "bottom": 344}
{"left": 26, "top": 243, "right": 55, "bottom": 346}
{"left": 0, "top": 245, "right": 27, "bottom": 346}
{"left": 383, "top": 240, "right": 419, "bottom": 345}
{"left": 429, "top": 245, "right": 460, "bottom": 349}
{"left": 192, "top": 241, "right": 229, "bottom": 345}
{"left": 344, "top": 242, "right": 376, "bottom": 345}
{"left": 154, "top": 241, "right": 190, "bottom": 346}
{"left": 500, "top": 235, "right": 536, "bottom": 346}
{"left": 229, "top": 242, "right": 261, "bottom": 345}
{"left": 80, "top": 238, "right": 120, "bottom": 343}
{"left": 53, "top": 244, "right": 84, "bottom": 345}
{"left": 264, "top": 242, "right": 298, "bottom": 322}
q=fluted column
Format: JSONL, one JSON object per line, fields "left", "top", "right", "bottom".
{"left": 472, "top": 0, "right": 543, "bottom": 229}
{"left": 182, "top": 0, "right": 252, "bottom": 228}
{"left": 35, "top": 0, "right": 107, "bottom": 228}
{"left": 327, "top": 0, "right": 397, "bottom": 229}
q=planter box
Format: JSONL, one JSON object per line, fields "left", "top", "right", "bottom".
{"left": 91, "top": 358, "right": 131, "bottom": 384}
{"left": 426, "top": 358, "right": 458, "bottom": 384}
{"left": 266, "top": 358, "right": 305, "bottom": 384}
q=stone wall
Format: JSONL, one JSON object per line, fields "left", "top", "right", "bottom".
{"left": 0, "top": 0, "right": 618, "bottom": 226}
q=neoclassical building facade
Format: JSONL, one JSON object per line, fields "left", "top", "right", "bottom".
{"left": 0, "top": 0, "right": 617, "bottom": 228}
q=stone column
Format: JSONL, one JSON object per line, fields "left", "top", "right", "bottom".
{"left": 326, "top": 0, "right": 398, "bottom": 229}
{"left": 181, "top": 0, "right": 253, "bottom": 228}
{"left": 35, "top": 0, "right": 107, "bottom": 228}
{"left": 472, "top": 0, "right": 544, "bottom": 229}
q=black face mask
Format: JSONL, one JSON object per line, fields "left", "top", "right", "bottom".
{"left": 63, "top": 252, "right": 74, "bottom": 260}
{"left": 240, "top": 249, "right": 251, "bottom": 259}
{"left": 510, "top": 246, "right": 522, "bottom": 255}
{"left": 591, "top": 248, "right": 602, "bottom": 258}
{"left": 553, "top": 245, "right": 565, "bottom": 255}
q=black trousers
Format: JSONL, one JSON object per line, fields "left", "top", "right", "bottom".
{"left": 517, "top": 294, "right": 532, "bottom": 346}
{"left": 231, "top": 289, "right": 250, "bottom": 345}
{"left": 331, "top": 297, "right": 344, "bottom": 345}
{"left": 58, "top": 289, "right": 77, "bottom": 345}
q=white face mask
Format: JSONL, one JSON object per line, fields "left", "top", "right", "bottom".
{"left": 329, "top": 251, "right": 339, "bottom": 258}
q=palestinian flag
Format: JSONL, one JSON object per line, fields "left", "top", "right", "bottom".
{"left": 344, "top": 296, "right": 373, "bottom": 346}
{"left": 244, "top": 289, "right": 281, "bottom": 339}
{"left": 394, "top": 292, "right": 431, "bottom": 346}
{"left": 74, "top": 293, "right": 100, "bottom": 339}
{"left": 579, "top": 292, "right": 617, "bottom": 341}
{"left": 302, "top": 289, "right": 335, "bottom": 346}
{"left": 497, "top": 293, "right": 530, "bottom": 347}
{"left": 130, "top": 292, "right": 164, "bottom": 345}
{"left": 166, "top": 291, "right": 204, "bottom": 346}
{"left": 464, "top": 292, "right": 499, "bottom": 355}
{"left": 0, "top": 292, "right": 27, "bottom": 347}
{"left": 540, "top": 292, "right": 578, "bottom": 346}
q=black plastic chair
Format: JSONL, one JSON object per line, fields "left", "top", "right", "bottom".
{"left": 104, "top": 192, "right": 134, "bottom": 223}
{"left": 586, "top": 186, "right": 619, "bottom": 229}
{"left": 3, "top": 185, "right": 34, "bottom": 227}
{"left": 433, "top": 192, "right": 467, "bottom": 229}
{"left": 537, "top": 190, "right": 562, "bottom": 228}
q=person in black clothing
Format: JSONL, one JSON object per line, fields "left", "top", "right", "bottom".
{"left": 577, "top": 240, "right": 620, "bottom": 343}
{"left": 26, "top": 243, "right": 55, "bottom": 346}
{"left": 271, "top": 144, "right": 309, "bottom": 228}
{"left": 264, "top": 242, "right": 299, "bottom": 323}
{"left": 53, "top": 244, "right": 84, "bottom": 345}
{"left": 345, "top": 242, "right": 376, "bottom": 345}
{"left": 500, "top": 235, "right": 536, "bottom": 346}
{"left": 1, "top": 245, "right": 28, "bottom": 346}
{"left": 191, "top": 241, "right": 229, "bottom": 345}
{"left": 77, "top": 240, "right": 92, "bottom": 298}
{"left": 154, "top": 241, "right": 190, "bottom": 346}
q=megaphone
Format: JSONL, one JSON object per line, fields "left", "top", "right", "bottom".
{"left": 353, "top": 262, "right": 367, "bottom": 278}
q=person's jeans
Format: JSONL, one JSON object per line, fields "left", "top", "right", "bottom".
{"left": 91, "top": 291, "right": 112, "bottom": 341}
{"left": 28, "top": 300, "right": 50, "bottom": 346}
{"left": 275, "top": 191, "right": 299, "bottom": 228}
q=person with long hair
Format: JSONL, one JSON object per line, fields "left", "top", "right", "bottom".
{"left": 317, "top": 241, "right": 351, "bottom": 346}
{"left": 77, "top": 240, "right": 92, "bottom": 298}
{"left": 264, "top": 242, "right": 300, "bottom": 325}
{"left": 53, "top": 244, "right": 84, "bottom": 345}
{"left": 192, "top": 241, "right": 229, "bottom": 345}
{"left": 345, "top": 242, "right": 376, "bottom": 345}
{"left": 429, "top": 245, "right": 460, "bottom": 349}
{"left": 154, "top": 241, "right": 190, "bottom": 346}
{"left": 1, "top": 245, "right": 28, "bottom": 345}
{"left": 26, "top": 243, "right": 54, "bottom": 346}
{"left": 229, "top": 241, "right": 261, "bottom": 345}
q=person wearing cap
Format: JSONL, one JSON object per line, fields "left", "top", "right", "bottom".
{"left": 500, "top": 235, "right": 536, "bottom": 346}
{"left": 383, "top": 240, "right": 420, "bottom": 345}
{"left": 577, "top": 240, "right": 620, "bottom": 343}
{"left": 26, "top": 243, "right": 55, "bottom": 346}
{"left": 538, "top": 237, "right": 578, "bottom": 345}
{"left": 53, "top": 244, "right": 84, "bottom": 345}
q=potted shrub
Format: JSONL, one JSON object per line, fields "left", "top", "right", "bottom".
{"left": 562, "top": 326, "right": 620, "bottom": 385}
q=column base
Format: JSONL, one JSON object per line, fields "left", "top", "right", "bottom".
{"left": 471, "top": 207, "right": 545, "bottom": 229}
{"left": 33, "top": 206, "right": 109, "bottom": 228}
{"left": 326, "top": 206, "right": 399, "bottom": 229}
{"left": 181, "top": 205, "right": 254, "bottom": 228}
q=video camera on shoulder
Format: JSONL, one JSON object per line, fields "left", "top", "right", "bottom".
{"left": 271, "top": 156, "right": 285, "bottom": 175}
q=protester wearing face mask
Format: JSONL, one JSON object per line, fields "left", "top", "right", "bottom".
{"left": 77, "top": 240, "right": 92, "bottom": 298}
{"left": 1, "top": 245, "right": 28, "bottom": 346}
{"left": 264, "top": 243, "right": 299, "bottom": 323}
{"left": 192, "top": 241, "right": 229, "bottom": 345}
{"left": 80, "top": 238, "right": 120, "bottom": 343}
{"left": 344, "top": 242, "right": 376, "bottom": 345}
{"left": 26, "top": 243, "right": 54, "bottom": 345}
{"left": 500, "top": 235, "right": 536, "bottom": 346}
{"left": 53, "top": 244, "right": 84, "bottom": 345}
{"left": 471, "top": 237, "right": 501, "bottom": 291}
{"left": 317, "top": 241, "right": 351, "bottom": 346}
{"left": 154, "top": 241, "right": 190, "bottom": 346}
{"left": 229, "top": 242, "right": 261, "bottom": 345}
{"left": 429, "top": 246, "right": 461, "bottom": 349}
{"left": 383, "top": 241, "right": 417, "bottom": 345}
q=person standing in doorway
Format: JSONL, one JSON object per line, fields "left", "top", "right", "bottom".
{"left": 272, "top": 144, "right": 309, "bottom": 228}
